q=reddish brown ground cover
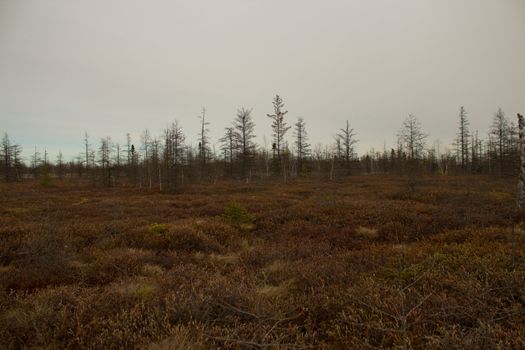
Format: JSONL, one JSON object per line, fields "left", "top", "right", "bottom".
{"left": 0, "top": 176, "right": 524, "bottom": 349}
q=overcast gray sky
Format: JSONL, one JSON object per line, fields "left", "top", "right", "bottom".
{"left": 1, "top": 0, "right": 524, "bottom": 160}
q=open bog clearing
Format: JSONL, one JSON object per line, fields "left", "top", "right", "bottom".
{"left": 0, "top": 175, "right": 524, "bottom": 349}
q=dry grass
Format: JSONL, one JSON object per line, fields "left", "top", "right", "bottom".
{"left": 0, "top": 175, "right": 524, "bottom": 349}
{"left": 355, "top": 226, "right": 379, "bottom": 239}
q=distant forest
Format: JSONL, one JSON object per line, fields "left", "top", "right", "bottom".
{"left": 1, "top": 95, "right": 522, "bottom": 187}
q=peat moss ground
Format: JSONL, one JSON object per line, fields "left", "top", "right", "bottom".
{"left": 0, "top": 176, "right": 524, "bottom": 349}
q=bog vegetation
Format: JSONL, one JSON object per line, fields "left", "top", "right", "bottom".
{"left": 1, "top": 99, "right": 524, "bottom": 348}
{"left": 1, "top": 175, "right": 524, "bottom": 349}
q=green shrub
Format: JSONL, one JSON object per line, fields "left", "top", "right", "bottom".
{"left": 39, "top": 165, "right": 52, "bottom": 187}
{"left": 148, "top": 223, "right": 167, "bottom": 235}
{"left": 135, "top": 284, "right": 155, "bottom": 300}
{"left": 221, "top": 201, "right": 254, "bottom": 226}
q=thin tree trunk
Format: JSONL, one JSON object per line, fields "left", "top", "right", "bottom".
{"left": 330, "top": 156, "right": 335, "bottom": 180}
{"left": 158, "top": 163, "right": 162, "bottom": 191}
{"left": 514, "top": 113, "right": 524, "bottom": 268}
{"left": 517, "top": 114, "right": 525, "bottom": 211}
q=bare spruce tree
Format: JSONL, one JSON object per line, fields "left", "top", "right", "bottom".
{"left": 457, "top": 106, "right": 470, "bottom": 171}
{"left": 267, "top": 95, "right": 291, "bottom": 174}
{"left": 11, "top": 143, "right": 22, "bottom": 181}
{"left": 516, "top": 114, "right": 525, "bottom": 211}
{"left": 130, "top": 144, "right": 138, "bottom": 185}
{"left": 151, "top": 138, "right": 161, "bottom": 190}
{"left": 98, "top": 137, "right": 112, "bottom": 186}
{"left": 1, "top": 133, "right": 12, "bottom": 181}
{"left": 338, "top": 120, "right": 358, "bottom": 175}
{"left": 198, "top": 108, "right": 210, "bottom": 167}
{"left": 114, "top": 143, "right": 121, "bottom": 184}
{"left": 141, "top": 129, "right": 152, "bottom": 188}
{"left": 84, "top": 132, "right": 90, "bottom": 176}
{"left": 164, "top": 121, "right": 185, "bottom": 189}
{"left": 398, "top": 114, "right": 427, "bottom": 160}
{"left": 56, "top": 150, "right": 65, "bottom": 179}
{"left": 294, "top": 117, "right": 310, "bottom": 174}
{"left": 219, "top": 127, "right": 236, "bottom": 177}
{"left": 233, "top": 107, "right": 256, "bottom": 180}
{"left": 490, "top": 107, "right": 509, "bottom": 175}
{"left": 30, "top": 147, "right": 41, "bottom": 179}
{"left": 398, "top": 114, "right": 427, "bottom": 191}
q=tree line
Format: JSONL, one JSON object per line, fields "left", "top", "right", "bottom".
{"left": 0, "top": 95, "right": 522, "bottom": 187}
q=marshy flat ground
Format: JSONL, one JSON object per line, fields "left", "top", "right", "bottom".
{"left": 1, "top": 176, "right": 524, "bottom": 349}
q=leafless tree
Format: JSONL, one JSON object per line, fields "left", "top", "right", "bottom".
{"left": 84, "top": 132, "right": 90, "bottom": 175}
{"left": 98, "top": 137, "right": 113, "bottom": 186}
{"left": 457, "top": 106, "right": 470, "bottom": 170}
{"left": 267, "top": 95, "right": 291, "bottom": 174}
{"left": 294, "top": 117, "right": 310, "bottom": 174}
{"left": 30, "top": 146, "right": 41, "bottom": 179}
{"left": 338, "top": 120, "right": 358, "bottom": 175}
{"left": 11, "top": 143, "right": 22, "bottom": 181}
{"left": 56, "top": 150, "right": 65, "bottom": 179}
{"left": 114, "top": 143, "right": 121, "bottom": 184}
{"left": 490, "top": 107, "right": 510, "bottom": 175}
{"left": 398, "top": 114, "right": 427, "bottom": 160}
{"left": 130, "top": 144, "right": 138, "bottom": 185}
{"left": 398, "top": 114, "right": 427, "bottom": 191}
{"left": 164, "top": 121, "right": 186, "bottom": 189}
{"left": 151, "top": 138, "right": 162, "bottom": 190}
{"left": 219, "top": 127, "right": 236, "bottom": 177}
{"left": 516, "top": 113, "right": 525, "bottom": 211}
{"left": 198, "top": 108, "right": 210, "bottom": 167}
{"left": 141, "top": 129, "right": 152, "bottom": 188}
{"left": 234, "top": 107, "right": 256, "bottom": 180}
{"left": 126, "top": 133, "right": 132, "bottom": 165}
{"left": 1, "top": 133, "right": 12, "bottom": 181}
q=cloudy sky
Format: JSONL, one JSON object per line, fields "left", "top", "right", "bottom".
{"left": 1, "top": 0, "right": 524, "bottom": 160}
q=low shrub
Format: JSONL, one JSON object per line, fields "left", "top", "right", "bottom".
{"left": 355, "top": 226, "right": 379, "bottom": 240}
{"left": 221, "top": 201, "right": 254, "bottom": 226}
{"left": 149, "top": 223, "right": 167, "bottom": 235}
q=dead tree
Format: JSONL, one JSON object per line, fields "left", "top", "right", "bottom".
{"left": 114, "top": 143, "right": 120, "bottom": 185}
{"left": 457, "top": 106, "right": 470, "bottom": 171}
{"left": 150, "top": 138, "right": 161, "bottom": 190}
{"left": 294, "top": 117, "right": 310, "bottom": 175}
{"left": 398, "top": 114, "right": 427, "bottom": 192}
{"left": 234, "top": 107, "right": 256, "bottom": 180}
{"left": 398, "top": 114, "right": 427, "bottom": 161}
{"left": 84, "top": 132, "right": 91, "bottom": 176}
{"left": 30, "top": 147, "right": 41, "bottom": 179}
{"left": 141, "top": 129, "right": 152, "bottom": 189}
{"left": 98, "top": 137, "right": 112, "bottom": 186}
{"left": 267, "top": 95, "right": 291, "bottom": 176}
{"left": 198, "top": 108, "right": 210, "bottom": 168}
{"left": 56, "top": 151, "right": 65, "bottom": 179}
{"left": 1, "top": 133, "right": 11, "bottom": 181}
{"left": 163, "top": 121, "right": 186, "bottom": 190}
{"left": 130, "top": 144, "right": 138, "bottom": 186}
{"left": 11, "top": 143, "right": 22, "bottom": 181}
{"left": 516, "top": 114, "right": 525, "bottom": 211}
{"left": 337, "top": 120, "right": 358, "bottom": 175}
{"left": 219, "top": 127, "right": 236, "bottom": 178}
{"left": 513, "top": 113, "right": 525, "bottom": 268}
{"left": 490, "top": 108, "right": 509, "bottom": 175}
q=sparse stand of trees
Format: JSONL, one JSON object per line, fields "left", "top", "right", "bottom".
{"left": 1, "top": 133, "right": 23, "bottom": 182}
{"left": 1, "top": 99, "right": 523, "bottom": 188}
